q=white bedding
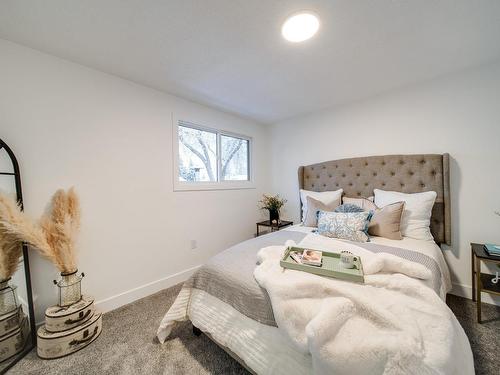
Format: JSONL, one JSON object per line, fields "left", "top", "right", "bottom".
{"left": 188, "top": 288, "right": 312, "bottom": 375}
{"left": 254, "top": 235, "right": 473, "bottom": 374}
{"left": 284, "top": 225, "right": 452, "bottom": 299}
{"left": 158, "top": 226, "right": 466, "bottom": 374}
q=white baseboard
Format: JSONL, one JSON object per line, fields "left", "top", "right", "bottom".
{"left": 450, "top": 282, "right": 500, "bottom": 306}
{"left": 95, "top": 265, "right": 201, "bottom": 313}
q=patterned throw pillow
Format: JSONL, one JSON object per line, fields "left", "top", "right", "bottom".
{"left": 317, "top": 211, "right": 372, "bottom": 242}
{"left": 334, "top": 203, "right": 365, "bottom": 213}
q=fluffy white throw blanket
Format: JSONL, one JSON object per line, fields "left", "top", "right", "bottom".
{"left": 254, "top": 235, "right": 473, "bottom": 375}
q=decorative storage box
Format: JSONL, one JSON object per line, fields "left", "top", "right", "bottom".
{"left": 0, "top": 306, "right": 23, "bottom": 338}
{"left": 0, "top": 279, "right": 18, "bottom": 316}
{"left": 37, "top": 311, "right": 102, "bottom": 359}
{"left": 45, "top": 295, "right": 94, "bottom": 333}
{"left": 0, "top": 314, "right": 29, "bottom": 363}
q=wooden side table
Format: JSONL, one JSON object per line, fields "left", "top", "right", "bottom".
{"left": 471, "top": 243, "right": 500, "bottom": 323}
{"left": 256, "top": 220, "right": 293, "bottom": 236}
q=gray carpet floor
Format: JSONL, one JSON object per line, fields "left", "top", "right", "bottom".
{"left": 9, "top": 285, "right": 500, "bottom": 375}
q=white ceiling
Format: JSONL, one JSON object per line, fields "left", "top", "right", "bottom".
{"left": 1, "top": 0, "right": 500, "bottom": 124}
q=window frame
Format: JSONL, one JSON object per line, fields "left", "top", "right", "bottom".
{"left": 173, "top": 115, "right": 254, "bottom": 191}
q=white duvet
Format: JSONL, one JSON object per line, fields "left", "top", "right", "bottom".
{"left": 254, "top": 234, "right": 474, "bottom": 375}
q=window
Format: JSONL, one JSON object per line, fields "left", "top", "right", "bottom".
{"left": 174, "top": 119, "right": 252, "bottom": 190}
{"left": 178, "top": 125, "right": 217, "bottom": 182}
{"left": 220, "top": 134, "right": 249, "bottom": 181}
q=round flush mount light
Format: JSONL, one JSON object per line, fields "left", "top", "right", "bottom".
{"left": 281, "top": 12, "right": 320, "bottom": 42}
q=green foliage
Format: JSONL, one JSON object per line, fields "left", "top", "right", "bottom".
{"left": 259, "top": 194, "right": 287, "bottom": 213}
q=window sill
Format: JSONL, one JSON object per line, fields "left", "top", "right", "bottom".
{"left": 173, "top": 181, "right": 256, "bottom": 192}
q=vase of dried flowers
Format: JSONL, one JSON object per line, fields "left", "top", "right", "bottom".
{"left": 0, "top": 278, "right": 18, "bottom": 315}
{"left": 0, "top": 194, "right": 25, "bottom": 315}
{"left": 0, "top": 188, "right": 82, "bottom": 306}
{"left": 53, "top": 269, "right": 84, "bottom": 307}
{"left": 259, "top": 194, "right": 287, "bottom": 225}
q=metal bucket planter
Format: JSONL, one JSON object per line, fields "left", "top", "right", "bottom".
{"left": 53, "top": 270, "right": 84, "bottom": 307}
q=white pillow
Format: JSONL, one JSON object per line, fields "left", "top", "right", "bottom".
{"left": 374, "top": 189, "right": 437, "bottom": 241}
{"left": 300, "top": 189, "right": 343, "bottom": 222}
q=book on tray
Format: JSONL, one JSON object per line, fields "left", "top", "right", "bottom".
{"left": 290, "top": 249, "right": 323, "bottom": 267}
{"left": 484, "top": 244, "right": 500, "bottom": 256}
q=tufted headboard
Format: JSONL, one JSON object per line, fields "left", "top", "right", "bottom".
{"left": 298, "top": 154, "right": 451, "bottom": 245}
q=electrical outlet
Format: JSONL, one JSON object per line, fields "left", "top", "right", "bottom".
{"left": 190, "top": 240, "right": 197, "bottom": 250}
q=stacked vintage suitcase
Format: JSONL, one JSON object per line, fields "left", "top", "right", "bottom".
{"left": 37, "top": 272, "right": 102, "bottom": 359}
{"left": 0, "top": 282, "right": 30, "bottom": 363}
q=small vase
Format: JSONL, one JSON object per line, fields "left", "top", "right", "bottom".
{"left": 269, "top": 209, "right": 280, "bottom": 225}
{"left": 0, "top": 278, "right": 18, "bottom": 315}
{"left": 53, "top": 270, "right": 84, "bottom": 307}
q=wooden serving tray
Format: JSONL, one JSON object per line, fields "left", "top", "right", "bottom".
{"left": 280, "top": 246, "right": 364, "bottom": 283}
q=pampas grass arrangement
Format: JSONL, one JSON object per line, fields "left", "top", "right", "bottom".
{"left": 0, "top": 193, "right": 48, "bottom": 280}
{"left": 0, "top": 188, "right": 81, "bottom": 275}
{"left": 0, "top": 194, "right": 23, "bottom": 280}
{"left": 0, "top": 231, "right": 22, "bottom": 282}
{"left": 0, "top": 238, "right": 22, "bottom": 281}
{"left": 39, "top": 188, "right": 80, "bottom": 274}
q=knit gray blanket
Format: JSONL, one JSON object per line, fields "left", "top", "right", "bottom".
{"left": 184, "top": 230, "right": 442, "bottom": 327}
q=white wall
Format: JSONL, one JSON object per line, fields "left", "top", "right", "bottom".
{"left": 0, "top": 39, "right": 271, "bottom": 322}
{"left": 271, "top": 62, "right": 500, "bottom": 303}
{"left": 1, "top": 37, "right": 498, "bottom": 323}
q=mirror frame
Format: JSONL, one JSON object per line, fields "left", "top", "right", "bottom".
{"left": 0, "top": 138, "right": 37, "bottom": 373}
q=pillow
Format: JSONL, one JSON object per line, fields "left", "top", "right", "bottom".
{"left": 303, "top": 196, "right": 341, "bottom": 227}
{"left": 343, "top": 197, "right": 373, "bottom": 209}
{"left": 343, "top": 197, "right": 405, "bottom": 240}
{"left": 368, "top": 201, "right": 405, "bottom": 240}
{"left": 300, "top": 189, "right": 342, "bottom": 222}
{"left": 317, "top": 211, "right": 372, "bottom": 242}
{"left": 374, "top": 189, "right": 437, "bottom": 241}
{"left": 334, "top": 204, "right": 365, "bottom": 213}
{"left": 343, "top": 196, "right": 374, "bottom": 210}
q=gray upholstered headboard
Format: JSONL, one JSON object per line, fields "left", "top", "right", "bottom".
{"left": 298, "top": 154, "right": 451, "bottom": 245}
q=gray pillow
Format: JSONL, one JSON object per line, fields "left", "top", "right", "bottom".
{"left": 334, "top": 204, "right": 365, "bottom": 213}
{"left": 303, "top": 196, "right": 341, "bottom": 227}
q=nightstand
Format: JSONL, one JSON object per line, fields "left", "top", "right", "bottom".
{"left": 471, "top": 243, "right": 500, "bottom": 323}
{"left": 256, "top": 220, "right": 293, "bottom": 236}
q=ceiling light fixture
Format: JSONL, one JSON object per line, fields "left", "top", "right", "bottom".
{"left": 281, "top": 12, "right": 320, "bottom": 43}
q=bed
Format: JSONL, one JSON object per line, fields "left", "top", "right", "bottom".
{"left": 157, "top": 154, "right": 473, "bottom": 374}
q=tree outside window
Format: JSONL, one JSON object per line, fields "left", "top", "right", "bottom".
{"left": 177, "top": 123, "right": 250, "bottom": 183}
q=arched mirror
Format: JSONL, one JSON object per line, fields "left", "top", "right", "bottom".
{"left": 0, "top": 138, "right": 36, "bottom": 374}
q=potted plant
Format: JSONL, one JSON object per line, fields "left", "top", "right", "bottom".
{"left": 0, "top": 188, "right": 83, "bottom": 307}
{"left": 40, "top": 188, "right": 82, "bottom": 307}
{"left": 0, "top": 194, "right": 33, "bottom": 314}
{"left": 259, "top": 194, "right": 287, "bottom": 224}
